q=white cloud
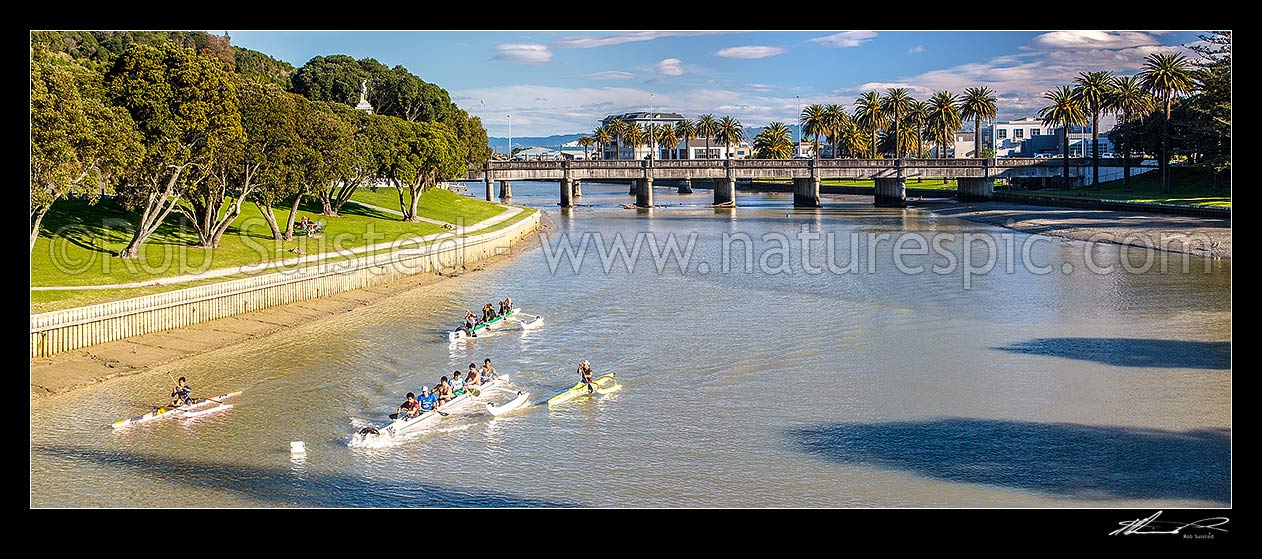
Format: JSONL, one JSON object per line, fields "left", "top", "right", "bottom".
{"left": 1028, "top": 31, "right": 1160, "bottom": 50}
{"left": 716, "top": 46, "right": 787, "bottom": 59}
{"left": 493, "top": 44, "right": 553, "bottom": 64}
{"left": 555, "top": 31, "right": 725, "bottom": 48}
{"left": 656, "top": 58, "right": 684, "bottom": 76}
{"left": 745, "top": 83, "right": 776, "bottom": 92}
{"left": 585, "top": 71, "right": 635, "bottom": 80}
{"left": 809, "top": 31, "right": 877, "bottom": 48}
{"left": 908, "top": 45, "right": 926, "bottom": 55}
{"left": 842, "top": 82, "right": 935, "bottom": 97}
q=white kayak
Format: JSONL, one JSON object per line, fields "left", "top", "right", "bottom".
{"left": 486, "top": 391, "right": 530, "bottom": 416}
{"left": 112, "top": 391, "right": 242, "bottom": 429}
{"left": 359, "top": 375, "right": 510, "bottom": 438}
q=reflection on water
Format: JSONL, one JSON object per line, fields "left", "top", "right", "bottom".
{"left": 31, "top": 181, "right": 1230, "bottom": 507}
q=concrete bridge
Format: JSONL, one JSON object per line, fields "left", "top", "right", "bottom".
{"left": 464, "top": 158, "right": 1149, "bottom": 208}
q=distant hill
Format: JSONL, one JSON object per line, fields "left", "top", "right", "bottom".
{"left": 488, "top": 134, "right": 585, "bottom": 152}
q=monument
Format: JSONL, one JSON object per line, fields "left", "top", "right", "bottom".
{"left": 355, "top": 80, "right": 374, "bottom": 114}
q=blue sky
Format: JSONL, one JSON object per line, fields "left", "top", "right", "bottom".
{"left": 228, "top": 30, "right": 1205, "bottom": 137}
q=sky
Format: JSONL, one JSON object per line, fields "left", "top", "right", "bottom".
{"left": 228, "top": 30, "right": 1206, "bottom": 138}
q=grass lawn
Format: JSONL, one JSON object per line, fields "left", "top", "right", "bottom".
{"left": 30, "top": 203, "right": 538, "bottom": 314}
{"left": 31, "top": 195, "right": 451, "bottom": 289}
{"left": 350, "top": 187, "right": 507, "bottom": 225}
{"left": 1010, "top": 168, "right": 1231, "bottom": 209}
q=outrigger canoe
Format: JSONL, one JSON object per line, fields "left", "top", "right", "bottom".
{"left": 359, "top": 375, "right": 510, "bottom": 438}
{"left": 112, "top": 391, "right": 242, "bottom": 429}
{"left": 487, "top": 391, "right": 530, "bottom": 416}
{"left": 448, "top": 309, "right": 521, "bottom": 341}
{"left": 547, "top": 374, "right": 619, "bottom": 407}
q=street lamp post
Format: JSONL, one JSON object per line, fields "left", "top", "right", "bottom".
{"left": 507, "top": 114, "right": 512, "bottom": 160}
{"left": 795, "top": 94, "right": 800, "bottom": 157}
{"left": 649, "top": 92, "right": 655, "bottom": 160}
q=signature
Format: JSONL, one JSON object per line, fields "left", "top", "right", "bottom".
{"left": 1110, "top": 511, "right": 1229, "bottom": 536}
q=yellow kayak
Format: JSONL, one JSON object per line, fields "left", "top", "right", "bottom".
{"left": 547, "top": 374, "right": 618, "bottom": 406}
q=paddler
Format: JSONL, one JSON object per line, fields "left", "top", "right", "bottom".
{"left": 450, "top": 370, "right": 467, "bottom": 396}
{"left": 436, "top": 376, "right": 454, "bottom": 406}
{"left": 170, "top": 376, "right": 193, "bottom": 406}
{"left": 578, "top": 360, "right": 594, "bottom": 393}
{"left": 504, "top": 297, "right": 513, "bottom": 312}
{"left": 463, "top": 310, "right": 479, "bottom": 337}
{"left": 396, "top": 392, "right": 421, "bottom": 420}
{"left": 481, "top": 358, "right": 499, "bottom": 381}
{"left": 417, "top": 386, "right": 438, "bottom": 413}
{"left": 467, "top": 362, "right": 482, "bottom": 386}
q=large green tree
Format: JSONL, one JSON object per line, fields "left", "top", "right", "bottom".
{"left": 959, "top": 86, "right": 997, "bottom": 159}
{"left": 1105, "top": 75, "right": 1154, "bottom": 192}
{"left": 753, "top": 122, "right": 793, "bottom": 159}
{"left": 1187, "top": 31, "right": 1231, "bottom": 192}
{"left": 443, "top": 104, "right": 491, "bottom": 167}
{"left": 716, "top": 116, "right": 744, "bottom": 159}
{"left": 881, "top": 88, "right": 915, "bottom": 158}
{"left": 800, "top": 104, "right": 828, "bottom": 159}
{"left": 388, "top": 121, "right": 464, "bottom": 221}
{"left": 1073, "top": 71, "right": 1114, "bottom": 189}
{"left": 927, "top": 91, "right": 961, "bottom": 159}
{"left": 853, "top": 91, "right": 886, "bottom": 158}
{"left": 105, "top": 43, "right": 242, "bottom": 258}
{"left": 30, "top": 57, "right": 142, "bottom": 251}
{"left": 1039, "top": 85, "right": 1088, "bottom": 187}
{"left": 1139, "top": 53, "right": 1195, "bottom": 194}
{"left": 695, "top": 114, "right": 719, "bottom": 159}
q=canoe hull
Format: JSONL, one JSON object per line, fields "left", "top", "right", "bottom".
{"left": 112, "top": 391, "right": 242, "bottom": 429}
{"left": 547, "top": 374, "right": 617, "bottom": 407}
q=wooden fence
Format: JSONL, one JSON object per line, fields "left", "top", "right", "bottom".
{"left": 30, "top": 212, "right": 541, "bottom": 358}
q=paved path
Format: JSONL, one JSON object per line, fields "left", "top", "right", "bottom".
{"left": 32, "top": 204, "right": 522, "bottom": 291}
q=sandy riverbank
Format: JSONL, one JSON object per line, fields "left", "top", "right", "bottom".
{"left": 920, "top": 200, "right": 1231, "bottom": 259}
{"left": 29, "top": 214, "right": 553, "bottom": 400}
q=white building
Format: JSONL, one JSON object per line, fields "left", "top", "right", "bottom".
{"left": 992, "top": 114, "right": 1120, "bottom": 158}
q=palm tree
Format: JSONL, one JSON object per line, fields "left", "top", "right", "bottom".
{"left": 593, "top": 127, "right": 612, "bottom": 161}
{"left": 959, "top": 86, "right": 998, "bottom": 159}
{"left": 927, "top": 91, "right": 961, "bottom": 159}
{"left": 674, "top": 119, "right": 696, "bottom": 160}
{"left": 800, "top": 104, "right": 827, "bottom": 160}
{"left": 655, "top": 124, "right": 679, "bottom": 159}
{"left": 577, "top": 136, "right": 594, "bottom": 161}
{"left": 834, "top": 119, "right": 868, "bottom": 158}
{"left": 624, "top": 123, "right": 646, "bottom": 159}
{"left": 881, "top": 88, "right": 914, "bottom": 158}
{"left": 695, "top": 114, "right": 719, "bottom": 159}
{"left": 1106, "top": 75, "right": 1155, "bottom": 192}
{"left": 822, "top": 104, "right": 849, "bottom": 159}
{"left": 1139, "top": 52, "right": 1194, "bottom": 193}
{"left": 906, "top": 101, "right": 931, "bottom": 158}
{"left": 607, "top": 118, "right": 628, "bottom": 160}
{"left": 1074, "top": 71, "right": 1114, "bottom": 189}
{"left": 716, "top": 116, "right": 744, "bottom": 159}
{"left": 754, "top": 122, "right": 793, "bottom": 159}
{"left": 853, "top": 91, "right": 886, "bottom": 158}
{"left": 1039, "top": 85, "right": 1088, "bottom": 188}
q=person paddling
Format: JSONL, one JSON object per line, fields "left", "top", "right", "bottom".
{"left": 481, "top": 358, "right": 499, "bottom": 381}
{"left": 436, "top": 376, "right": 454, "bottom": 406}
{"left": 417, "top": 386, "right": 438, "bottom": 413}
{"left": 450, "top": 370, "right": 467, "bottom": 396}
{"left": 467, "top": 362, "right": 482, "bottom": 386}
{"left": 396, "top": 392, "right": 421, "bottom": 420}
{"left": 170, "top": 377, "right": 193, "bottom": 407}
{"left": 578, "top": 360, "right": 594, "bottom": 393}
{"left": 463, "top": 310, "right": 479, "bottom": 337}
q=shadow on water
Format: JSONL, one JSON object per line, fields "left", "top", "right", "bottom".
{"left": 789, "top": 418, "right": 1229, "bottom": 504}
{"left": 33, "top": 445, "right": 575, "bottom": 508}
{"left": 995, "top": 338, "right": 1231, "bottom": 370}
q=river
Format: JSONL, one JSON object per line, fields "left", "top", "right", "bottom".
{"left": 30, "top": 181, "right": 1231, "bottom": 507}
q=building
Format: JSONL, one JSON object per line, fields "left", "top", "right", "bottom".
{"left": 559, "top": 140, "right": 594, "bottom": 160}
{"left": 952, "top": 129, "right": 994, "bottom": 158}
{"left": 992, "top": 114, "right": 1119, "bottom": 158}
{"left": 601, "top": 112, "right": 686, "bottom": 160}
{"left": 511, "top": 147, "right": 564, "bottom": 161}
{"left": 600, "top": 111, "right": 745, "bottom": 160}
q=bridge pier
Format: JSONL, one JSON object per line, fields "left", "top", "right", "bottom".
{"left": 714, "top": 179, "right": 736, "bottom": 206}
{"left": 793, "top": 177, "right": 821, "bottom": 207}
{"left": 678, "top": 178, "right": 693, "bottom": 194}
{"left": 635, "top": 177, "right": 654, "bottom": 208}
{"left": 629, "top": 180, "right": 636, "bottom": 195}
{"left": 874, "top": 177, "right": 907, "bottom": 208}
{"left": 560, "top": 178, "right": 574, "bottom": 208}
{"left": 572, "top": 180, "right": 582, "bottom": 198}
{"left": 498, "top": 180, "right": 512, "bottom": 201}
{"left": 484, "top": 177, "right": 493, "bottom": 201}
{"left": 957, "top": 177, "right": 994, "bottom": 202}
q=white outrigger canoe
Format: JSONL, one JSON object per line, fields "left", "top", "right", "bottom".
{"left": 486, "top": 391, "right": 530, "bottom": 416}
{"left": 358, "top": 375, "right": 511, "bottom": 438}
{"left": 447, "top": 309, "right": 542, "bottom": 341}
{"left": 112, "top": 391, "right": 242, "bottom": 430}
